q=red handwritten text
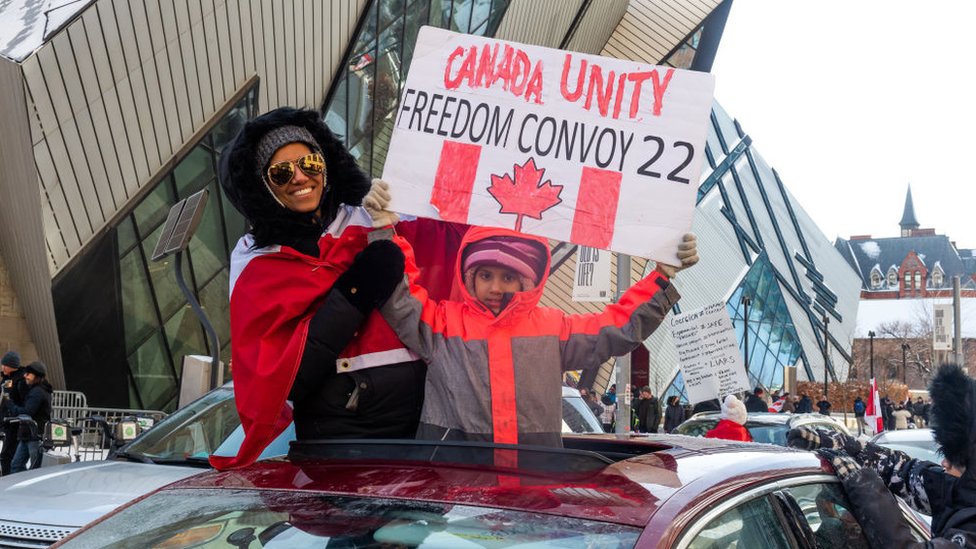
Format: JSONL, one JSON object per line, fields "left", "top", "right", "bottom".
{"left": 444, "top": 43, "right": 544, "bottom": 104}
{"left": 560, "top": 54, "right": 674, "bottom": 119}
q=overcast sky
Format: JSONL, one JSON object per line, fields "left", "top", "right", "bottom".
{"left": 710, "top": 1, "right": 975, "bottom": 250}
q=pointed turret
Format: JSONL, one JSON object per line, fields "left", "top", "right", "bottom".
{"left": 900, "top": 184, "right": 919, "bottom": 237}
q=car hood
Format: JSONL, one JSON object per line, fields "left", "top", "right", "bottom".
{"left": 0, "top": 460, "right": 199, "bottom": 528}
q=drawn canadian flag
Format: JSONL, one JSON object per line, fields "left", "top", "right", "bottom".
{"left": 430, "top": 140, "right": 623, "bottom": 249}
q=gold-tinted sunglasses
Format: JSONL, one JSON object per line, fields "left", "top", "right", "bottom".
{"left": 266, "top": 152, "right": 326, "bottom": 186}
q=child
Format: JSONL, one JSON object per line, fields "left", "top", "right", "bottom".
{"left": 704, "top": 395, "right": 753, "bottom": 442}
{"left": 365, "top": 183, "right": 698, "bottom": 448}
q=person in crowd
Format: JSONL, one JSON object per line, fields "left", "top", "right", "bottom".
{"left": 796, "top": 393, "right": 813, "bottom": 413}
{"left": 211, "top": 108, "right": 426, "bottom": 470}
{"left": 912, "top": 396, "right": 927, "bottom": 427}
{"left": 2, "top": 362, "right": 52, "bottom": 473}
{"left": 604, "top": 383, "right": 617, "bottom": 405}
{"left": 0, "top": 351, "right": 26, "bottom": 475}
{"left": 892, "top": 404, "right": 913, "bottom": 430}
{"left": 780, "top": 392, "right": 796, "bottom": 413}
{"left": 704, "top": 395, "right": 752, "bottom": 442}
{"left": 585, "top": 391, "right": 604, "bottom": 418}
{"left": 364, "top": 181, "right": 699, "bottom": 447}
{"left": 637, "top": 386, "right": 663, "bottom": 434}
{"left": 692, "top": 398, "right": 721, "bottom": 415}
{"left": 599, "top": 392, "right": 616, "bottom": 433}
{"left": 816, "top": 396, "right": 832, "bottom": 415}
{"left": 853, "top": 395, "right": 867, "bottom": 435}
{"left": 882, "top": 396, "right": 895, "bottom": 431}
{"left": 787, "top": 364, "right": 976, "bottom": 547}
{"left": 744, "top": 386, "right": 768, "bottom": 413}
{"left": 663, "top": 395, "right": 686, "bottom": 433}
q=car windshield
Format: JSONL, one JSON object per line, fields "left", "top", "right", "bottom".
{"left": 59, "top": 488, "right": 642, "bottom": 548}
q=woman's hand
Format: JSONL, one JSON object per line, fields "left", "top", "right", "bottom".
{"left": 363, "top": 179, "right": 400, "bottom": 228}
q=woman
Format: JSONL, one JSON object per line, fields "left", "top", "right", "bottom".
{"left": 210, "top": 107, "right": 425, "bottom": 470}
{"left": 663, "top": 395, "right": 685, "bottom": 433}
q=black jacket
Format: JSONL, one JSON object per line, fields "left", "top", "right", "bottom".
{"left": 795, "top": 395, "right": 813, "bottom": 413}
{"left": 663, "top": 403, "right": 685, "bottom": 433}
{"left": 4, "top": 381, "right": 53, "bottom": 439}
{"left": 637, "top": 396, "right": 661, "bottom": 433}
{"left": 744, "top": 393, "right": 767, "bottom": 413}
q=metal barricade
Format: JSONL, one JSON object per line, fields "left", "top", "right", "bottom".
{"left": 43, "top": 405, "right": 168, "bottom": 463}
{"left": 51, "top": 390, "right": 89, "bottom": 424}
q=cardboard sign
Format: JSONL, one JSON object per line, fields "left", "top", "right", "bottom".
{"left": 572, "top": 246, "right": 612, "bottom": 302}
{"left": 670, "top": 302, "right": 750, "bottom": 405}
{"left": 383, "top": 26, "right": 714, "bottom": 262}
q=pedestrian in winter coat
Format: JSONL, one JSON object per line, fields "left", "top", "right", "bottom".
{"left": 816, "top": 398, "right": 832, "bottom": 415}
{"left": 0, "top": 351, "right": 27, "bottom": 476}
{"left": 637, "top": 387, "right": 663, "bottom": 434}
{"left": 882, "top": 397, "right": 895, "bottom": 431}
{"left": 368, "top": 199, "right": 698, "bottom": 448}
{"left": 788, "top": 364, "right": 976, "bottom": 547}
{"left": 663, "top": 395, "right": 686, "bottom": 433}
{"left": 211, "top": 108, "right": 426, "bottom": 470}
{"left": 744, "top": 387, "right": 768, "bottom": 413}
{"left": 892, "top": 405, "right": 913, "bottom": 429}
{"left": 599, "top": 396, "right": 616, "bottom": 433}
{"left": 705, "top": 395, "right": 752, "bottom": 442}
{"left": 795, "top": 394, "right": 813, "bottom": 413}
{"left": 2, "top": 362, "right": 52, "bottom": 473}
{"left": 779, "top": 392, "right": 796, "bottom": 413}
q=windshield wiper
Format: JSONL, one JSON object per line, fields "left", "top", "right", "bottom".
{"left": 147, "top": 455, "right": 213, "bottom": 468}
{"left": 113, "top": 450, "right": 155, "bottom": 464}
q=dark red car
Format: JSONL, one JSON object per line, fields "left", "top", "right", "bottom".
{"left": 53, "top": 435, "right": 929, "bottom": 548}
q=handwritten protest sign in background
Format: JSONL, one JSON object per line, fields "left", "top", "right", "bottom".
{"left": 382, "top": 26, "right": 714, "bottom": 263}
{"left": 669, "top": 302, "right": 750, "bottom": 405}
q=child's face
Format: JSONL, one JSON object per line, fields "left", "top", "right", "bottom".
{"left": 473, "top": 265, "right": 522, "bottom": 314}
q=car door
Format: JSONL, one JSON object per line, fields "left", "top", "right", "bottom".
{"left": 675, "top": 475, "right": 929, "bottom": 549}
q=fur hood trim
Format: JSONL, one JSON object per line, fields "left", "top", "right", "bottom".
{"left": 929, "top": 363, "right": 976, "bottom": 470}
{"left": 218, "top": 107, "right": 370, "bottom": 249}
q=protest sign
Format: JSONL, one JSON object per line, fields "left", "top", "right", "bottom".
{"left": 670, "top": 302, "right": 750, "bottom": 405}
{"left": 382, "top": 26, "right": 714, "bottom": 263}
{"left": 572, "top": 246, "right": 611, "bottom": 302}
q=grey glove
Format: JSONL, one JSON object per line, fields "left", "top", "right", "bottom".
{"left": 363, "top": 179, "right": 400, "bottom": 228}
{"left": 654, "top": 233, "right": 699, "bottom": 278}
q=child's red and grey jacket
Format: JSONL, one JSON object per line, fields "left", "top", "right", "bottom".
{"left": 381, "top": 226, "right": 680, "bottom": 448}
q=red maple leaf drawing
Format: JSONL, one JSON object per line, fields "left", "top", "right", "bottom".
{"left": 487, "top": 158, "right": 563, "bottom": 232}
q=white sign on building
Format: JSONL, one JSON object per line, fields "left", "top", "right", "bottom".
{"left": 572, "top": 246, "right": 612, "bottom": 302}
{"left": 933, "top": 303, "right": 953, "bottom": 351}
{"left": 383, "top": 26, "right": 715, "bottom": 263}
{"left": 670, "top": 302, "right": 751, "bottom": 405}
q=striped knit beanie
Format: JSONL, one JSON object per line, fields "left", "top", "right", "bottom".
{"left": 462, "top": 236, "right": 546, "bottom": 287}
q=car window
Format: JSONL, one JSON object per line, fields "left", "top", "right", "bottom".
{"left": 687, "top": 495, "right": 792, "bottom": 549}
{"left": 561, "top": 396, "right": 603, "bottom": 434}
{"left": 744, "top": 424, "right": 786, "bottom": 445}
{"left": 124, "top": 388, "right": 240, "bottom": 459}
{"left": 779, "top": 482, "right": 870, "bottom": 548}
{"left": 674, "top": 420, "right": 716, "bottom": 437}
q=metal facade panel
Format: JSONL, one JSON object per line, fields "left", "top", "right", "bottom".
{"left": 563, "top": 0, "right": 629, "bottom": 55}
{"left": 26, "top": 0, "right": 369, "bottom": 273}
{"left": 494, "top": 0, "right": 583, "bottom": 48}
{"left": 601, "top": 0, "right": 720, "bottom": 63}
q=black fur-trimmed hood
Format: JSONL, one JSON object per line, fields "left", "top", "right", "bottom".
{"left": 218, "top": 107, "right": 371, "bottom": 249}
{"left": 929, "top": 363, "right": 976, "bottom": 470}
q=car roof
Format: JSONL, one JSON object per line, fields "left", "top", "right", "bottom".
{"left": 871, "top": 428, "right": 936, "bottom": 444}
{"left": 163, "top": 436, "right": 824, "bottom": 529}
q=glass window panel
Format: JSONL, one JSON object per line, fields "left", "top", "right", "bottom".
{"left": 324, "top": 74, "right": 351, "bottom": 141}
{"left": 401, "top": 0, "right": 431, "bottom": 78}
{"left": 129, "top": 332, "right": 177, "bottom": 411}
{"left": 142, "top": 223, "right": 194, "bottom": 320}
{"left": 221, "top": 190, "right": 248, "bottom": 250}
{"left": 120, "top": 248, "right": 158, "bottom": 351}
{"left": 133, "top": 178, "right": 176, "bottom": 236}
{"left": 378, "top": 0, "right": 405, "bottom": 29}
{"left": 428, "top": 0, "right": 449, "bottom": 27}
{"left": 187, "top": 183, "right": 227, "bottom": 284}
{"left": 173, "top": 145, "right": 215, "bottom": 198}
{"left": 688, "top": 495, "right": 791, "bottom": 549}
{"left": 117, "top": 215, "right": 137, "bottom": 256}
{"left": 198, "top": 271, "right": 231, "bottom": 357}
{"left": 163, "top": 304, "right": 207, "bottom": 370}
{"left": 211, "top": 101, "right": 249, "bottom": 154}
{"left": 781, "top": 483, "right": 870, "bottom": 548}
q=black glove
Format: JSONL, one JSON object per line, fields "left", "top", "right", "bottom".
{"left": 787, "top": 427, "right": 863, "bottom": 456}
{"left": 817, "top": 448, "right": 860, "bottom": 480}
{"left": 332, "top": 239, "right": 405, "bottom": 315}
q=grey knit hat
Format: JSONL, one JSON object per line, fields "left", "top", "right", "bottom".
{"left": 255, "top": 125, "right": 320, "bottom": 180}
{"left": 1, "top": 351, "right": 20, "bottom": 369}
